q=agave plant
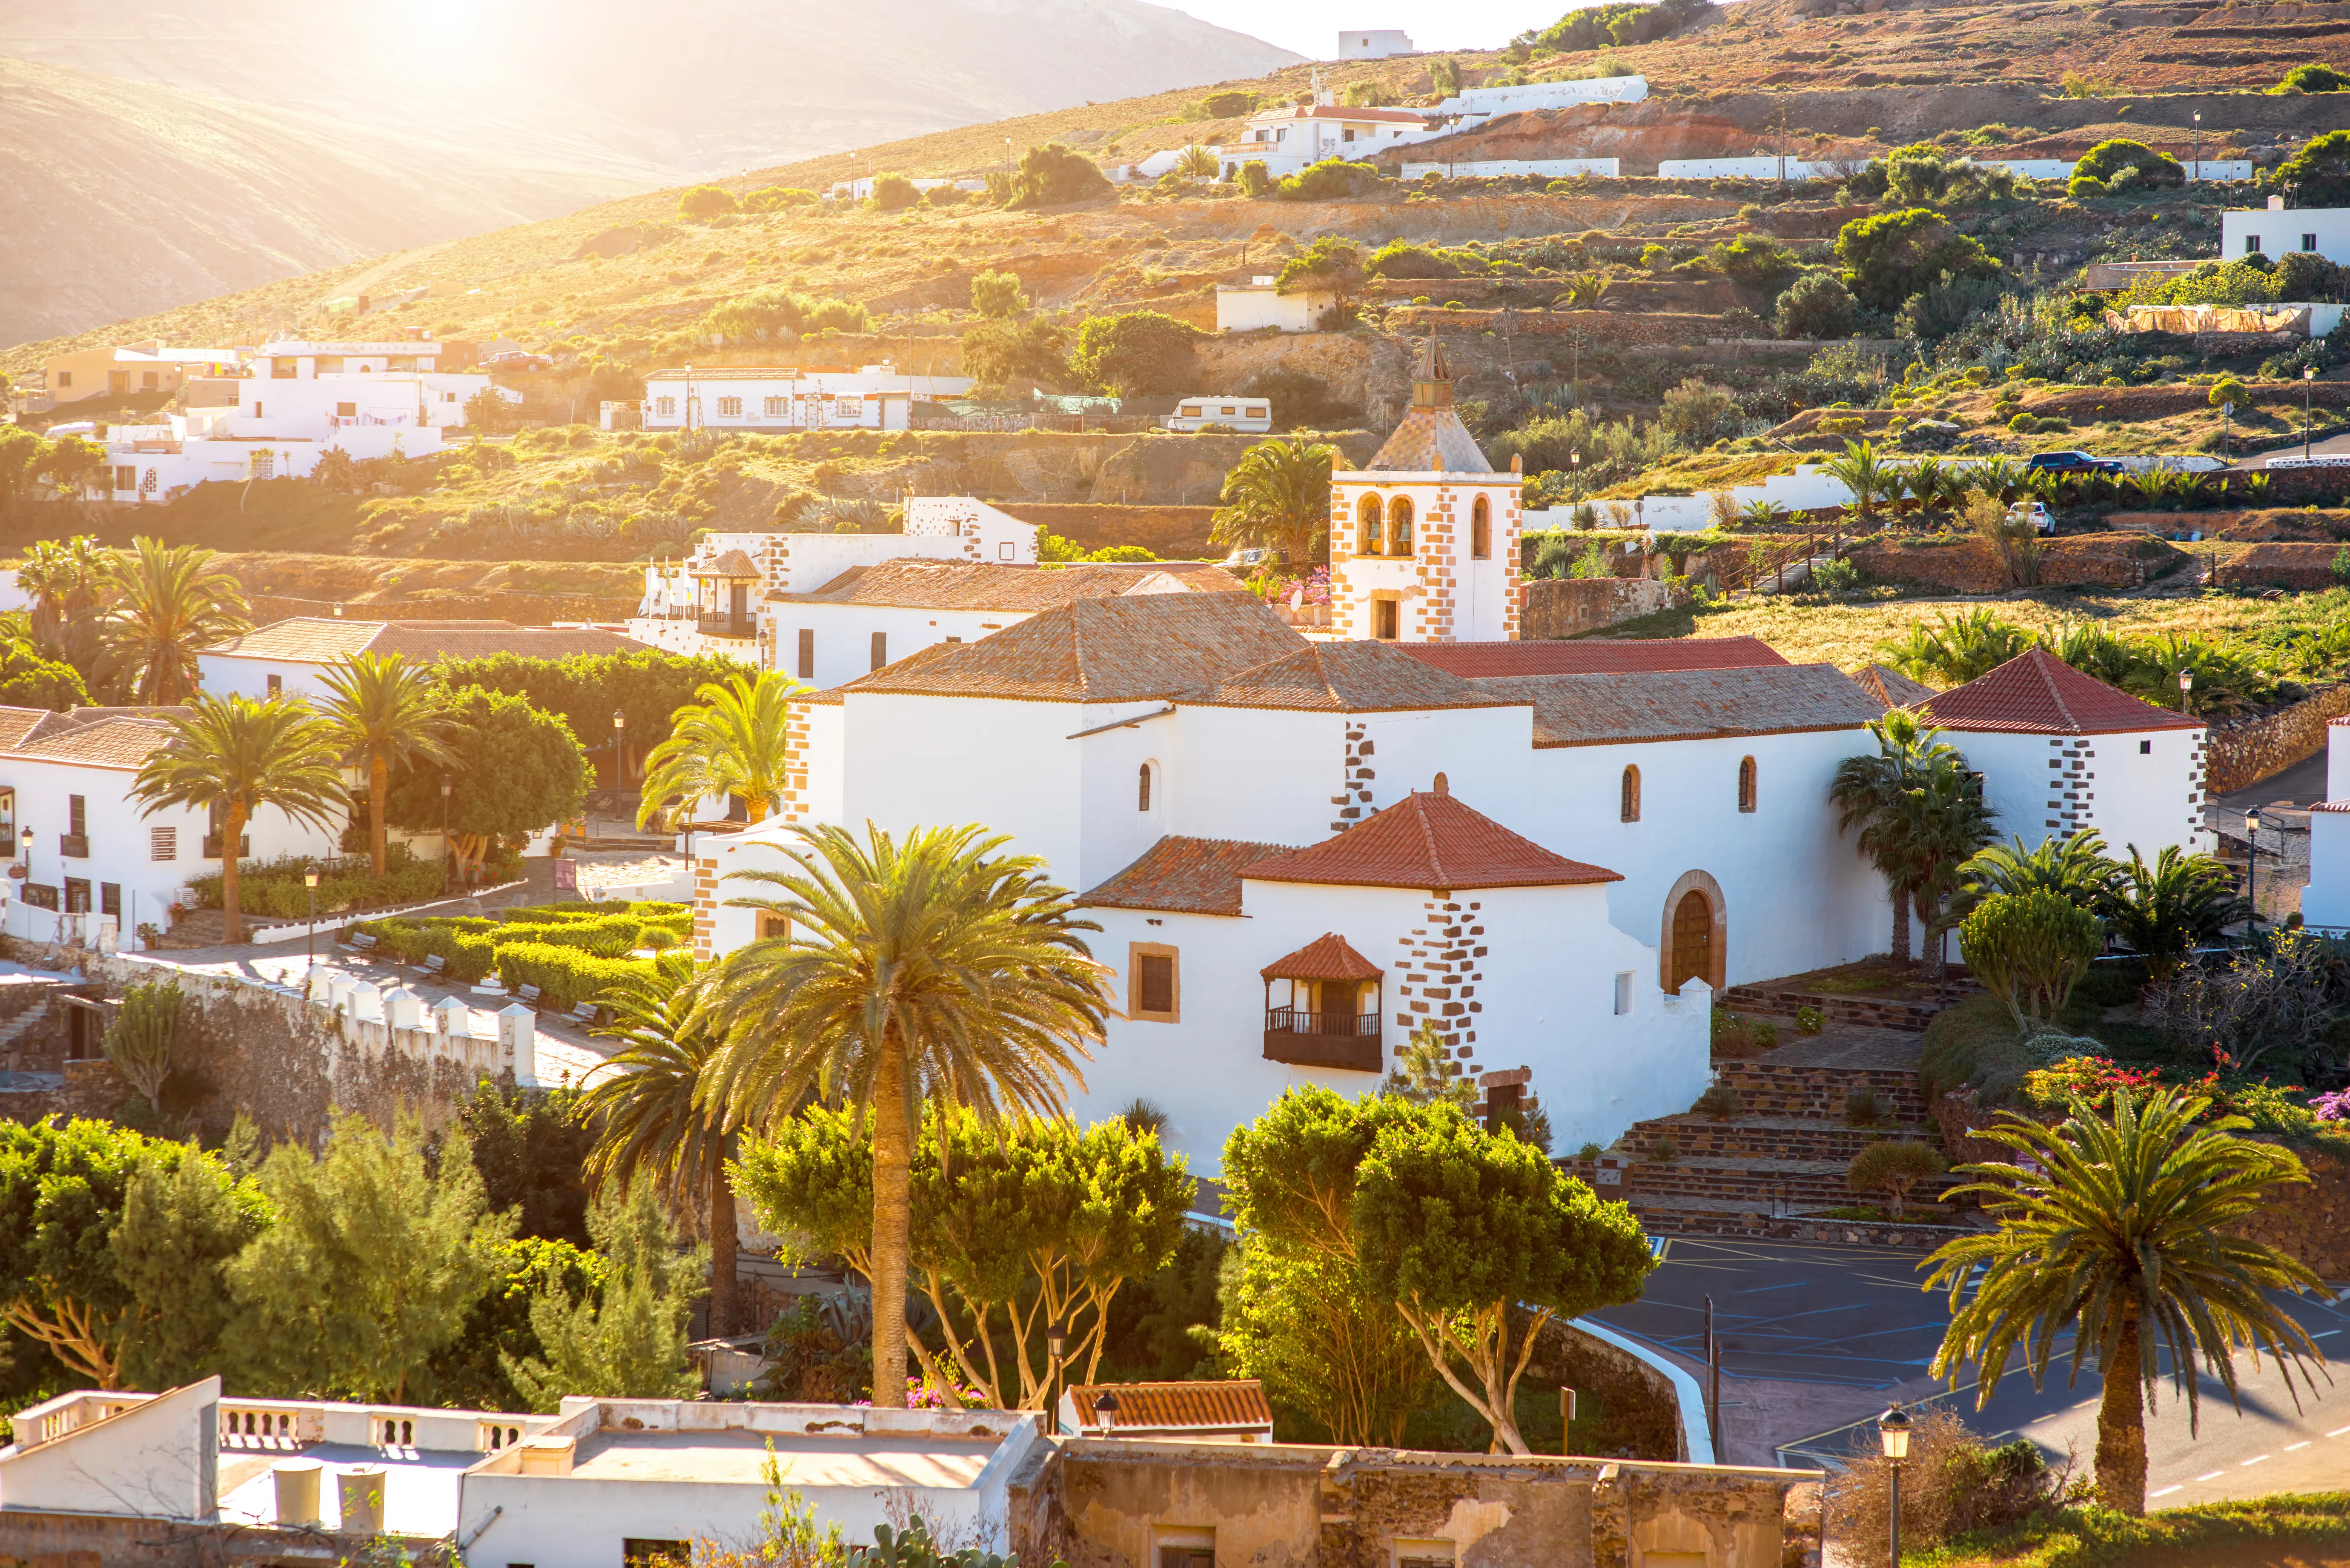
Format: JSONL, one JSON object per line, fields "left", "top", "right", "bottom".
{"left": 1966, "top": 457, "right": 2026, "bottom": 503}
{"left": 1740, "top": 497, "right": 1790, "bottom": 529}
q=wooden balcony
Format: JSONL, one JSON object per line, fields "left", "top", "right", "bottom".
{"left": 1262, "top": 1007, "right": 1381, "bottom": 1072}
{"left": 696, "top": 615, "right": 756, "bottom": 641}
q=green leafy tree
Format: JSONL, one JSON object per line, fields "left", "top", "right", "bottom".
{"left": 584, "top": 952, "right": 741, "bottom": 1335}
{"left": 1961, "top": 889, "right": 2101, "bottom": 1031}
{"left": 1275, "top": 157, "right": 1382, "bottom": 201}
{"left": 1012, "top": 143, "right": 1110, "bottom": 206}
{"left": 0, "top": 637, "right": 94, "bottom": 711}
{"left": 0, "top": 426, "right": 54, "bottom": 528}
{"left": 384, "top": 687, "right": 591, "bottom": 884}
{"left": 111, "top": 1143, "right": 271, "bottom": 1391}
{"left": 229, "top": 1111, "right": 514, "bottom": 1402}
{"left": 101, "top": 537, "right": 251, "bottom": 705}
{"left": 1831, "top": 712, "right": 1995, "bottom": 963}
{"left": 678, "top": 183, "right": 739, "bottom": 220}
{"left": 869, "top": 173, "right": 922, "bottom": 211}
{"left": 2278, "top": 129, "right": 2350, "bottom": 206}
{"left": 502, "top": 1184, "right": 705, "bottom": 1410}
{"left": 432, "top": 647, "right": 754, "bottom": 770}
{"left": 102, "top": 979, "right": 184, "bottom": 1113}
{"left": 1070, "top": 311, "right": 1203, "bottom": 396}
{"left": 1237, "top": 160, "right": 1273, "bottom": 197}
{"left": 1774, "top": 270, "right": 1859, "bottom": 339}
{"left": 2071, "top": 139, "right": 2185, "bottom": 192}
{"left": 1925, "top": 1089, "right": 2326, "bottom": 1514}
{"left": 1846, "top": 1139, "right": 1947, "bottom": 1218}
{"left": 38, "top": 435, "right": 108, "bottom": 502}
{"left": 1210, "top": 436, "right": 1336, "bottom": 565}
{"left": 636, "top": 670, "right": 797, "bottom": 830}
{"left": 1381, "top": 1020, "right": 1476, "bottom": 1110}
{"left": 1354, "top": 1106, "right": 1652, "bottom": 1454}
{"left": 456, "top": 1079, "right": 595, "bottom": 1246}
{"left": 960, "top": 319, "right": 1072, "bottom": 392}
{"left": 2100, "top": 845, "right": 2243, "bottom": 980}
{"left": 130, "top": 694, "right": 347, "bottom": 944}
{"left": 969, "top": 270, "right": 1029, "bottom": 319}
{"left": 428, "top": 1234, "right": 603, "bottom": 1409}
{"left": 1273, "top": 235, "right": 1367, "bottom": 320}
{"left": 2273, "top": 61, "right": 2350, "bottom": 92}
{"left": 1836, "top": 208, "right": 2001, "bottom": 313}
{"left": 699, "top": 823, "right": 1109, "bottom": 1406}
{"left": 317, "top": 651, "right": 458, "bottom": 877}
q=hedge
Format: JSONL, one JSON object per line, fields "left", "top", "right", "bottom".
{"left": 347, "top": 901, "right": 690, "bottom": 991}
{"left": 492, "top": 942, "right": 657, "bottom": 1011}
{"left": 187, "top": 847, "right": 447, "bottom": 918}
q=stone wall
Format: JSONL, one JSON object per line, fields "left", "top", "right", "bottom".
{"left": 2204, "top": 681, "right": 2350, "bottom": 795}
{"left": 2226, "top": 541, "right": 2350, "bottom": 590}
{"left": 1519, "top": 577, "right": 1676, "bottom": 639}
{"left": 993, "top": 504, "right": 1221, "bottom": 561}
{"left": 1848, "top": 534, "right": 2179, "bottom": 594}
{"left": 1011, "top": 1440, "right": 1805, "bottom": 1568}
{"left": 0, "top": 1508, "right": 450, "bottom": 1568}
{"left": 246, "top": 592, "right": 639, "bottom": 626}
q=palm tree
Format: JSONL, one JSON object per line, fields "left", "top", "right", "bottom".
{"left": 16, "top": 534, "right": 112, "bottom": 682}
{"left": 1924, "top": 1088, "right": 2327, "bottom": 1514}
{"left": 1210, "top": 435, "right": 1338, "bottom": 567}
{"left": 636, "top": 671, "right": 796, "bottom": 832}
{"left": 314, "top": 652, "right": 458, "bottom": 877}
{"left": 1173, "top": 143, "right": 1219, "bottom": 179}
{"left": 130, "top": 694, "right": 345, "bottom": 943}
{"left": 583, "top": 952, "right": 740, "bottom": 1336}
{"left": 1876, "top": 607, "right": 2036, "bottom": 686}
{"left": 1904, "top": 759, "right": 1999, "bottom": 979}
{"left": 1831, "top": 712, "right": 1996, "bottom": 963}
{"left": 101, "top": 538, "right": 250, "bottom": 705}
{"left": 2101, "top": 844, "right": 2244, "bottom": 979}
{"left": 694, "top": 823, "right": 1109, "bottom": 1406}
{"left": 1946, "top": 830, "right": 2120, "bottom": 930}
{"left": 1819, "top": 439, "right": 1894, "bottom": 526}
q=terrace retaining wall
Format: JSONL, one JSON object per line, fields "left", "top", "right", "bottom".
{"left": 2204, "top": 681, "right": 2350, "bottom": 794}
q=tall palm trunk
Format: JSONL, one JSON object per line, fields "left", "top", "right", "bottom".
{"left": 221, "top": 803, "right": 249, "bottom": 944}
{"left": 1889, "top": 879, "right": 1913, "bottom": 963}
{"left": 369, "top": 753, "right": 390, "bottom": 877}
{"left": 2096, "top": 1305, "right": 2148, "bottom": 1514}
{"left": 869, "top": 1024, "right": 912, "bottom": 1408}
{"left": 708, "top": 1149, "right": 738, "bottom": 1337}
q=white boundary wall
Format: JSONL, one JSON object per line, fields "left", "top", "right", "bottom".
{"left": 1401, "top": 158, "right": 1619, "bottom": 179}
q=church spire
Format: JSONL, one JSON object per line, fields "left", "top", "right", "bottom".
{"left": 1409, "top": 336, "right": 1454, "bottom": 411}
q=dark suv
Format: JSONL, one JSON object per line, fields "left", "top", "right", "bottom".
{"left": 2026, "top": 450, "right": 2126, "bottom": 474}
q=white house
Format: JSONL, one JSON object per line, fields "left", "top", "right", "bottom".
{"left": 0, "top": 1381, "right": 1042, "bottom": 1568}
{"left": 1914, "top": 648, "right": 2210, "bottom": 860}
{"left": 638, "top": 366, "right": 974, "bottom": 433}
{"left": 767, "top": 558, "right": 1244, "bottom": 689}
{"left": 1215, "top": 278, "right": 1337, "bottom": 333}
{"left": 2222, "top": 200, "right": 2350, "bottom": 264}
{"left": 197, "top": 619, "right": 648, "bottom": 704}
{"left": 0, "top": 706, "right": 345, "bottom": 947}
{"left": 2291, "top": 716, "right": 2350, "bottom": 928}
{"left": 631, "top": 498, "right": 1041, "bottom": 662}
{"left": 1337, "top": 27, "right": 1414, "bottom": 57}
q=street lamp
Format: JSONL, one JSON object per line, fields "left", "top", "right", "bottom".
{"left": 2191, "top": 111, "right": 2202, "bottom": 184}
{"left": 2305, "top": 366, "right": 2318, "bottom": 461}
{"left": 1879, "top": 1404, "right": 1912, "bottom": 1567}
{"left": 2177, "top": 667, "right": 2194, "bottom": 713}
{"left": 1092, "top": 1390, "right": 1119, "bottom": 1436}
{"left": 19, "top": 827, "right": 33, "bottom": 916}
{"left": 2245, "top": 806, "right": 2263, "bottom": 930}
{"left": 1046, "top": 1320, "right": 1068, "bottom": 1434}
{"left": 304, "top": 862, "right": 320, "bottom": 993}
{"left": 439, "top": 774, "right": 455, "bottom": 895}
{"left": 613, "top": 708, "right": 628, "bottom": 786}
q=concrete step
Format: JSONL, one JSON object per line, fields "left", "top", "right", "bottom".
{"left": 1717, "top": 982, "right": 1954, "bottom": 1033}
{"left": 1615, "top": 1113, "right": 1934, "bottom": 1163}
{"left": 1621, "top": 1157, "right": 1866, "bottom": 1208}
{"left": 1708, "top": 1061, "right": 1929, "bottom": 1122}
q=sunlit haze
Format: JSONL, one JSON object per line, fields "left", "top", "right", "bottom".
{"left": 1151, "top": 0, "right": 1587, "bottom": 59}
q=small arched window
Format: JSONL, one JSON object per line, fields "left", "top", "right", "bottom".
{"left": 1388, "top": 495, "right": 1415, "bottom": 556}
{"left": 1737, "top": 755, "right": 1757, "bottom": 813}
{"left": 1471, "top": 495, "right": 1492, "bottom": 560}
{"left": 1138, "top": 762, "right": 1154, "bottom": 812}
{"left": 1356, "top": 493, "right": 1383, "bottom": 556}
{"left": 1620, "top": 765, "right": 1641, "bottom": 823}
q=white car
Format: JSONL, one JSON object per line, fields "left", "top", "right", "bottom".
{"left": 2009, "top": 501, "right": 2054, "bottom": 534}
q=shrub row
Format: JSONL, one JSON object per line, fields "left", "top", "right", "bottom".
{"left": 187, "top": 847, "right": 447, "bottom": 919}
{"left": 492, "top": 941, "right": 658, "bottom": 1011}
{"left": 347, "top": 901, "right": 690, "bottom": 990}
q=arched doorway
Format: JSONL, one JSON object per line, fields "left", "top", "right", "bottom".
{"left": 1659, "top": 870, "right": 1728, "bottom": 996}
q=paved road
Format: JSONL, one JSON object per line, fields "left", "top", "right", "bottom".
{"left": 1591, "top": 1236, "right": 2350, "bottom": 1504}
{"left": 2232, "top": 428, "right": 2350, "bottom": 469}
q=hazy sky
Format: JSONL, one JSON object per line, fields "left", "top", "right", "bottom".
{"left": 1154, "top": 0, "right": 1575, "bottom": 59}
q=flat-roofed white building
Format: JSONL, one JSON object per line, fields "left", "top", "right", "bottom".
{"left": 2223, "top": 201, "right": 2350, "bottom": 264}
{"left": 639, "top": 366, "right": 975, "bottom": 432}
{"left": 1215, "top": 278, "right": 1338, "bottom": 332}
{"left": 1337, "top": 28, "right": 1413, "bottom": 57}
{"left": 197, "top": 618, "right": 648, "bottom": 705}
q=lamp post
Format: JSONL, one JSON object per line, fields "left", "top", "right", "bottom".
{"left": 1046, "top": 1320, "right": 1068, "bottom": 1434}
{"left": 2178, "top": 667, "right": 2194, "bottom": 714}
{"left": 612, "top": 708, "right": 628, "bottom": 787}
{"left": 304, "top": 862, "right": 320, "bottom": 993}
{"left": 439, "top": 773, "right": 455, "bottom": 895}
{"left": 20, "top": 828, "right": 33, "bottom": 919}
{"left": 1092, "top": 1390, "right": 1118, "bottom": 1439}
{"left": 2245, "top": 806, "right": 2262, "bottom": 931}
{"left": 2191, "top": 111, "right": 2202, "bottom": 184}
{"left": 2305, "top": 366, "right": 2318, "bottom": 461}
{"left": 1879, "top": 1404, "right": 1912, "bottom": 1567}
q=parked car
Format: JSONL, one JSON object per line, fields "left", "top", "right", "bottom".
{"left": 2026, "top": 450, "right": 2125, "bottom": 475}
{"left": 2008, "top": 500, "right": 2055, "bottom": 534}
{"left": 1218, "top": 547, "right": 1267, "bottom": 571}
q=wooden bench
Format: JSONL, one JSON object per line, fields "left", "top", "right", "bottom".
{"left": 420, "top": 954, "right": 448, "bottom": 978}
{"left": 566, "top": 1001, "right": 601, "bottom": 1029}
{"left": 341, "top": 931, "right": 378, "bottom": 954}
{"left": 514, "top": 984, "right": 544, "bottom": 1008}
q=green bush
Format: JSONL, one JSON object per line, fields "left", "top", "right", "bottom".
{"left": 1274, "top": 157, "right": 1382, "bottom": 201}
{"left": 187, "top": 846, "right": 447, "bottom": 919}
{"left": 743, "top": 186, "right": 817, "bottom": 211}
{"left": 493, "top": 942, "right": 657, "bottom": 1011}
{"left": 348, "top": 901, "right": 688, "bottom": 989}
{"left": 2072, "top": 138, "right": 2185, "bottom": 192}
{"left": 676, "top": 184, "right": 739, "bottom": 220}
{"left": 2272, "top": 63, "right": 2349, "bottom": 94}
{"left": 1236, "top": 160, "right": 1272, "bottom": 198}
{"left": 869, "top": 173, "right": 921, "bottom": 211}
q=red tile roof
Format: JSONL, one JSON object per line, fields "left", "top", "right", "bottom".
{"left": 1401, "top": 636, "right": 1789, "bottom": 678}
{"left": 1852, "top": 663, "right": 1939, "bottom": 709}
{"left": 1068, "top": 1380, "right": 1274, "bottom": 1435}
{"left": 204, "top": 618, "right": 644, "bottom": 664}
{"left": 1488, "top": 665, "right": 1884, "bottom": 746}
{"left": 1243, "top": 784, "right": 1620, "bottom": 893}
{"left": 1203, "top": 640, "right": 1517, "bottom": 713}
{"left": 1260, "top": 933, "right": 1383, "bottom": 981}
{"left": 848, "top": 593, "right": 1305, "bottom": 703}
{"left": 1920, "top": 647, "right": 2204, "bottom": 735}
{"left": 1080, "top": 836, "right": 1297, "bottom": 916}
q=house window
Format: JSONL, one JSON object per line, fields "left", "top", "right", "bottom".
{"left": 2246, "top": 234, "right": 2262, "bottom": 255}
{"left": 267, "top": 674, "right": 283, "bottom": 695}
{"left": 252, "top": 401, "right": 264, "bottom": 416}
{"left": 718, "top": 396, "right": 743, "bottom": 417}
{"left": 1614, "top": 971, "right": 1634, "bottom": 1016}
{"left": 623, "top": 1543, "right": 691, "bottom": 1568}
{"left": 336, "top": 402, "right": 356, "bottom": 417}
{"left": 1138, "top": 761, "right": 1154, "bottom": 812}
{"left": 55, "top": 370, "right": 71, "bottom": 389}
{"left": 1356, "top": 493, "right": 1384, "bottom": 554}
{"left": 65, "top": 879, "right": 91, "bottom": 914}
{"left": 1620, "top": 765, "right": 1640, "bottom": 822}
{"left": 1373, "top": 598, "right": 1399, "bottom": 640}
{"left": 152, "top": 826, "right": 178, "bottom": 861}
{"left": 836, "top": 398, "right": 864, "bottom": 419}
{"left": 869, "top": 630, "right": 887, "bottom": 671}
{"left": 1342, "top": 128, "right": 1356, "bottom": 142}
{"left": 764, "top": 396, "right": 786, "bottom": 417}
{"left": 142, "top": 372, "right": 158, "bottom": 391}
{"left": 1387, "top": 495, "right": 1414, "bottom": 555}
{"left": 68, "top": 796, "right": 85, "bottom": 838}
{"left": 796, "top": 629, "right": 814, "bottom": 679}
{"left": 1737, "top": 755, "right": 1757, "bottom": 813}
{"left": 1129, "top": 943, "right": 1179, "bottom": 1022}
{"left": 100, "top": 883, "right": 120, "bottom": 918}
{"left": 1471, "top": 495, "right": 1491, "bottom": 559}
{"left": 114, "top": 466, "right": 136, "bottom": 491}
{"left": 2304, "top": 233, "right": 2319, "bottom": 253}
{"left": 655, "top": 396, "right": 676, "bottom": 417}
{"left": 756, "top": 910, "right": 791, "bottom": 941}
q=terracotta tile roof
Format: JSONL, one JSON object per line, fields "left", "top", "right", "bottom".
{"left": 2, "top": 707, "right": 195, "bottom": 770}
{"left": 691, "top": 549, "right": 763, "bottom": 578}
{"left": 1080, "top": 836, "right": 1297, "bottom": 916}
{"left": 1243, "top": 784, "right": 1620, "bottom": 892}
{"left": 2311, "top": 800, "right": 2350, "bottom": 813}
{"left": 203, "top": 617, "right": 644, "bottom": 664}
{"left": 1478, "top": 664, "right": 1885, "bottom": 747}
{"left": 1356, "top": 338, "right": 1493, "bottom": 474}
{"left": 845, "top": 593, "right": 1305, "bottom": 703}
{"left": 1201, "top": 640, "right": 1519, "bottom": 712}
{"left": 1399, "top": 636, "right": 1789, "bottom": 678}
{"left": 0, "top": 707, "right": 51, "bottom": 753}
{"left": 1852, "top": 663, "right": 1939, "bottom": 709}
{"left": 1252, "top": 104, "right": 1427, "bottom": 124}
{"left": 1260, "top": 932, "right": 1383, "bottom": 981}
{"left": 1920, "top": 648, "right": 2204, "bottom": 735}
{"left": 1068, "top": 1380, "right": 1274, "bottom": 1435}
{"left": 792, "top": 560, "right": 1241, "bottom": 613}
